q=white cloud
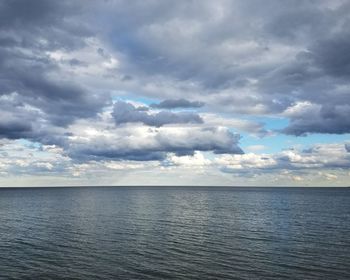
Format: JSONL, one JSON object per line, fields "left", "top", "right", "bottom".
{"left": 246, "top": 145, "right": 267, "bottom": 152}
{"left": 165, "top": 152, "right": 211, "bottom": 167}
{"left": 216, "top": 153, "right": 277, "bottom": 170}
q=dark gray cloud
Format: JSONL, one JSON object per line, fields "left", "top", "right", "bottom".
{"left": 0, "top": 0, "right": 109, "bottom": 133}
{"left": 10, "top": 68, "right": 108, "bottom": 126}
{"left": 71, "top": 148, "right": 165, "bottom": 162}
{"left": 345, "top": 144, "right": 350, "bottom": 153}
{"left": 0, "top": 54, "right": 108, "bottom": 127}
{"left": 150, "top": 99, "right": 205, "bottom": 109}
{"left": 0, "top": 0, "right": 92, "bottom": 50}
{"left": 94, "top": 0, "right": 350, "bottom": 134}
{"left": 309, "top": 32, "right": 350, "bottom": 78}
{"left": 3, "top": 0, "right": 350, "bottom": 140}
{"left": 283, "top": 105, "right": 350, "bottom": 136}
{"left": 0, "top": 119, "right": 32, "bottom": 140}
{"left": 112, "top": 101, "right": 203, "bottom": 127}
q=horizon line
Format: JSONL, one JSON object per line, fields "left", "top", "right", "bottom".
{"left": 0, "top": 185, "right": 349, "bottom": 189}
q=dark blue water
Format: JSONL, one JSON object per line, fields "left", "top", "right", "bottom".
{"left": 0, "top": 187, "right": 349, "bottom": 279}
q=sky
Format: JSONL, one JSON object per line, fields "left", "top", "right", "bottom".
{"left": 0, "top": 0, "right": 350, "bottom": 187}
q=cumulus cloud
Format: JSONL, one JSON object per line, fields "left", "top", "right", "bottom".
{"left": 164, "top": 152, "right": 211, "bottom": 167}
{"left": 94, "top": 0, "right": 350, "bottom": 134}
{"left": 112, "top": 101, "right": 203, "bottom": 127}
{"left": 201, "top": 113, "right": 269, "bottom": 137}
{"left": 0, "top": 0, "right": 109, "bottom": 134}
{"left": 150, "top": 99, "right": 205, "bottom": 109}
{"left": 0, "top": 140, "right": 71, "bottom": 176}
{"left": 216, "top": 153, "right": 277, "bottom": 174}
{"left": 283, "top": 102, "right": 350, "bottom": 135}
{"left": 68, "top": 125, "right": 243, "bottom": 161}
{"left": 216, "top": 143, "right": 350, "bottom": 175}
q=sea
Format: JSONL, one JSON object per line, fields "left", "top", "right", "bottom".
{"left": 0, "top": 186, "right": 349, "bottom": 279}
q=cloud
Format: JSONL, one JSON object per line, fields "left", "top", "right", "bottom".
{"left": 216, "top": 143, "right": 350, "bottom": 175}
{"left": 3, "top": 0, "right": 349, "bottom": 138}
{"left": 0, "top": 140, "right": 70, "bottom": 176}
{"left": 164, "top": 151, "right": 211, "bottom": 167}
{"left": 0, "top": 0, "right": 109, "bottom": 134}
{"left": 92, "top": 0, "right": 350, "bottom": 135}
{"left": 112, "top": 101, "right": 203, "bottom": 127}
{"left": 150, "top": 99, "right": 205, "bottom": 109}
{"left": 309, "top": 31, "right": 350, "bottom": 78}
{"left": 68, "top": 125, "right": 243, "bottom": 161}
{"left": 283, "top": 102, "right": 350, "bottom": 135}
{"left": 0, "top": 119, "right": 33, "bottom": 140}
{"left": 346, "top": 144, "right": 350, "bottom": 153}
{"left": 217, "top": 153, "right": 277, "bottom": 173}
{"left": 201, "top": 113, "right": 269, "bottom": 137}
{"left": 1, "top": 0, "right": 350, "bottom": 185}
{"left": 246, "top": 145, "right": 267, "bottom": 152}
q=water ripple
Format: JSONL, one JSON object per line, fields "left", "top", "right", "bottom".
{"left": 0, "top": 187, "right": 349, "bottom": 279}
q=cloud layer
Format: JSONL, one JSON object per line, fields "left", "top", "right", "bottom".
{"left": 112, "top": 101, "right": 203, "bottom": 127}
{"left": 1, "top": 0, "right": 350, "bottom": 186}
{"left": 150, "top": 99, "right": 205, "bottom": 109}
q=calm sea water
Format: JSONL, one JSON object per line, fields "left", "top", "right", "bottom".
{"left": 0, "top": 187, "right": 349, "bottom": 280}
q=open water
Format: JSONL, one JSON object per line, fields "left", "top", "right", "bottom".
{"left": 0, "top": 187, "right": 349, "bottom": 279}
